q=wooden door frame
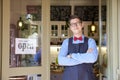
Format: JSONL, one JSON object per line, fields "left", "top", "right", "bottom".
{"left": 0, "top": 0, "right": 2, "bottom": 78}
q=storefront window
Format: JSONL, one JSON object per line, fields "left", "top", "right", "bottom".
{"left": 10, "top": 0, "right": 42, "bottom": 67}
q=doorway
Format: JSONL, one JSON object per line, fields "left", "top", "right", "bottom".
{"left": 1, "top": 0, "right": 120, "bottom": 80}
{"left": 49, "top": 0, "right": 107, "bottom": 80}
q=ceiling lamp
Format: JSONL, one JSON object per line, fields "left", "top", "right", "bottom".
{"left": 90, "top": 17, "right": 96, "bottom": 33}
{"left": 17, "top": 17, "right": 24, "bottom": 29}
{"left": 90, "top": 23, "right": 96, "bottom": 33}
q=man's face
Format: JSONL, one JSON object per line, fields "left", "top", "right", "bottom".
{"left": 69, "top": 18, "right": 83, "bottom": 35}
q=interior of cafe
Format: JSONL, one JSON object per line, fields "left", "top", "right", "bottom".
{"left": 2, "top": 0, "right": 120, "bottom": 80}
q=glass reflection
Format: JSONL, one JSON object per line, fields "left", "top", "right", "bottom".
{"left": 10, "top": 0, "right": 41, "bottom": 67}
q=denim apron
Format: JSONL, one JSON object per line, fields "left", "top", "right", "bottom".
{"left": 62, "top": 37, "right": 96, "bottom": 80}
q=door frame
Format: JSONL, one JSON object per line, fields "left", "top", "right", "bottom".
{"left": 107, "top": 0, "right": 119, "bottom": 80}
{"left": 0, "top": 0, "right": 2, "bottom": 78}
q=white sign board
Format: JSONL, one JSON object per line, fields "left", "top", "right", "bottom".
{"left": 15, "top": 38, "right": 36, "bottom": 54}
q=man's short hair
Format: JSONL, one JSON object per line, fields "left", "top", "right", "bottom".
{"left": 69, "top": 15, "right": 82, "bottom": 23}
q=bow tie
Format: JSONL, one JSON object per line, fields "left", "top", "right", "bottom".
{"left": 74, "top": 36, "right": 82, "bottom": 41}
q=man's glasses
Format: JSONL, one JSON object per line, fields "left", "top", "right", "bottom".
{"left": 69, "top": 22, "right": 81, "bottom": 27}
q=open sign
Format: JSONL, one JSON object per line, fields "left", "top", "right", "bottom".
{"left": 15, "top": 38, "right": 36, "bottom": 54}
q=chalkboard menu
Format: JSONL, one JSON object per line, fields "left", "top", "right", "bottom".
{"left": 27, "top": 5, "right": 41, "bottom": 21}
{"left": 50, "top": 6, "right": 71, "bottom": 21}
{"left": 74, "top": 6, "right": 106, "bottom": 21}
{"left": 26, "top": 5, "right": 106, "bottom": 21}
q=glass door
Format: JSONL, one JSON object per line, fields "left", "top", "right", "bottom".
{"left": 10, "top": 0, "right": 42, "bottom": 68}
{"left": 2, "top": 0, "right": 50, "bottom": 80}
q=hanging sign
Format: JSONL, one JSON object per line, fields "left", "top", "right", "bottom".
{"left": 15, "top": 38, "right": 36, "bottom": 54}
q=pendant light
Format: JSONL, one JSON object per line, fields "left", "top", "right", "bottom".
{"left": 17, "top": 17, "right": 24, "bottom": 29}
{"left": 90, "top": 20, "right": 96, "bottom": 33}
{"left": 90, "top": 12, "right": 96, "bottom": 33}
{"left": 17, "top": 0, "right": 24, "bottom": 30}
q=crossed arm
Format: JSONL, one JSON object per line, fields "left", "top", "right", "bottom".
{"left": 67, "top": 48, "right": 93, "bottom": 58}
{"left": 58, "top": 38, "right": 98, "bottom": 66}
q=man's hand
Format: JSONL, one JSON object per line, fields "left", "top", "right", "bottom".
{"left": 87, "top": 48, "right": 93, "bottom": 53}
{"left": 67, "top": 54, "right": 72, "bottom": 58}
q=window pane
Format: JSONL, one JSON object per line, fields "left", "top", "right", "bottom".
{"left": 10, "top": 0, "right": 42, "bottom": 67}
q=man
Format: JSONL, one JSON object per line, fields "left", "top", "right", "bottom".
{"left": 58, "top": 15, "right": 98, "bottom": 80}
